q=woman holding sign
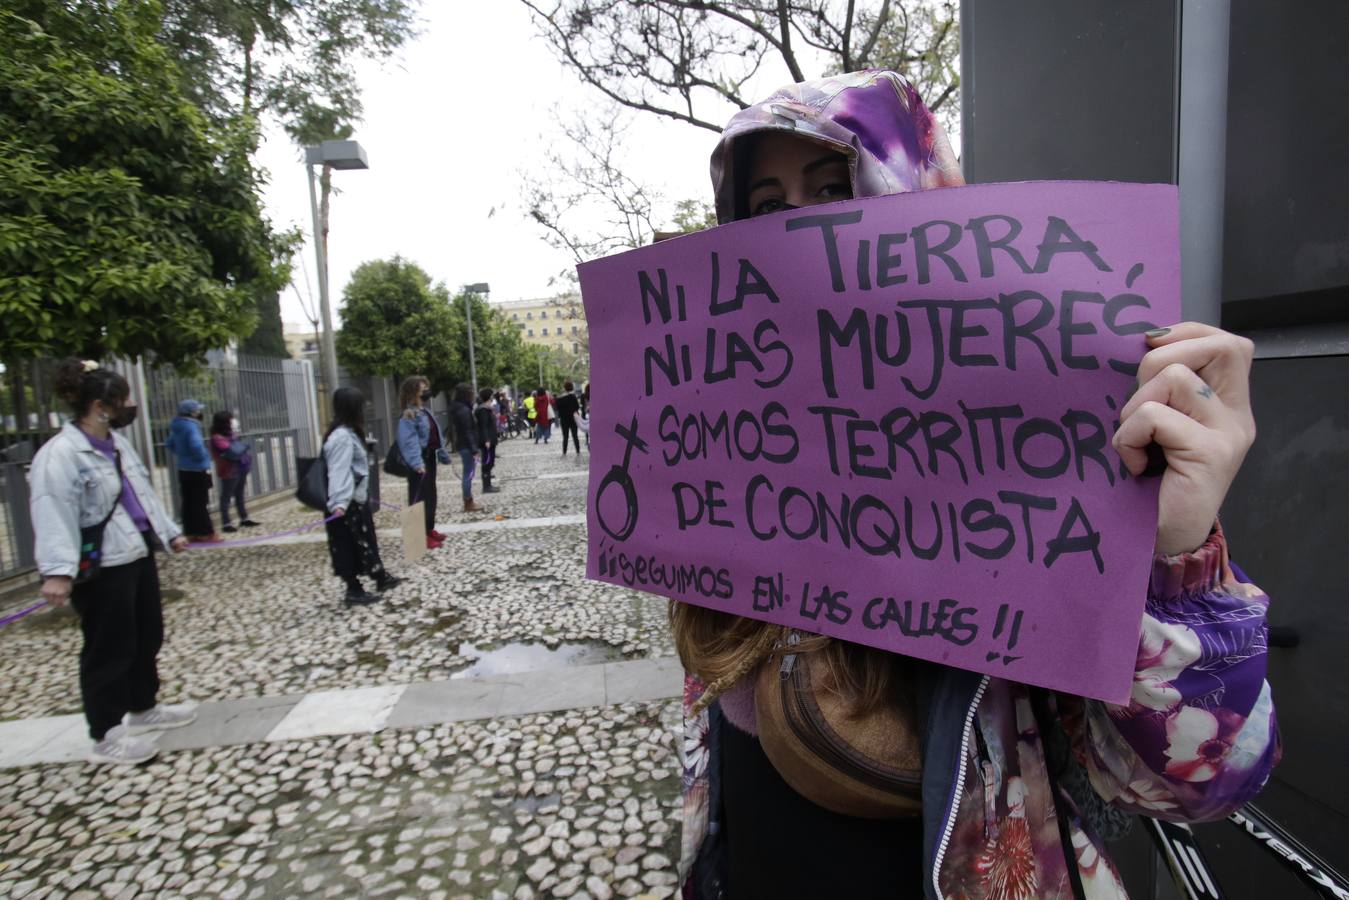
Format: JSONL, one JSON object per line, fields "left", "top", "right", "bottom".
{"left": 674, "top": 70, "right": 1278, "bottom": 899}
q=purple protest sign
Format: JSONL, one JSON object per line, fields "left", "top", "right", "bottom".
{"left": 579, "top": 181, "right": 1179, "bottom": 703}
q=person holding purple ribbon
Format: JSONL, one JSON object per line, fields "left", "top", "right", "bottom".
{"left": 674, "top": 71, "right": 1280, "bottom": 899}
{"left": 29, "top": 359, "right": 192, "bottom": 766}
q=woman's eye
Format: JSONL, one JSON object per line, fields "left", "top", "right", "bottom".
{"left": 818, "top": 181, "right": 851, "bottom": 200}
{"left": 752, "top": 197, "right": 785, "bottom": 217}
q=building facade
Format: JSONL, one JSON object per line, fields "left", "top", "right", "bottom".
{"left": 493, "top": 295, "right": 588, "bottom": 357}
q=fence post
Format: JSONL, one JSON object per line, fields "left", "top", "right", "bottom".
{"left": 2, "top": 463, "right": 36, "bottom": 575}
{"left": 108, "top": 357, "right": 155, "bottom": 468}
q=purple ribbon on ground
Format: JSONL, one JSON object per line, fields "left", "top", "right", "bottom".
{"left": 0, "top": 601, "right": 48, "bottom": 630}
{"left": 186, "top": 513, "right": 341, "bottom": 549}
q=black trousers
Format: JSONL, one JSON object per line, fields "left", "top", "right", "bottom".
{"left": 177, "top": 469, "right": 213, "bottom": 536}
{"left": 70, "top": 534, "right": 163, "bottom": 740}
{"left": 481, "top": 441, "right": 496, "bottom": 488}
{"left": 560, "top": 417, "right": 581, "bottom": 454}
{"left": 721, "top": 720, "right": 923, "bottom": 898}
{"left": 405, "top": 456, "right": 437, "bottom": 532}
{"left": 324, "top": 501, "right": 386, "bottom": 581}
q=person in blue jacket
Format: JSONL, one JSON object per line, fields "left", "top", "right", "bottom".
{"left": 396, "top": 375, "right": 449, "bottom": 550}
{"left": 164, "top": 399, "right": 218, "bottom": 541}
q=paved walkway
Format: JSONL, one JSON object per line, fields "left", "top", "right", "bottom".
{"left": 0, "top": 656, "right": 682, "bottom": 769}
{"left": 0, "top": 440, "right": 687, "bottom": 900}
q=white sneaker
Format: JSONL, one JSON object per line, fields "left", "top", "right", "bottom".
{"left": 90, "top": 725, "right": 159, "bottom": 765}
{"left": 123, "top": 704, "right": 197, "bottom": 735}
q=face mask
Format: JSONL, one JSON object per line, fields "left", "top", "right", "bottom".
{"left": 111, "top": 406, "right": 139, "bottom": 429}
{"left": 420, "top": 391, "right": 432, "bottom": 403}
{"left": 231, "top": 418, "right": 240, "bottom": 433}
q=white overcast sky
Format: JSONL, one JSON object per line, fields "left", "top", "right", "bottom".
{"left": 256, "top": 2, "right": 739, "bottom": 329}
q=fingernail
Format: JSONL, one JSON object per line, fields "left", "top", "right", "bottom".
{"left": 1145, "top": 327, "right": 1172, "bottom": 338}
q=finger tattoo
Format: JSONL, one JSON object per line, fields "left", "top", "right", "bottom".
{"left": 1198, "top": 384, "right": 1215, "bottom": 399}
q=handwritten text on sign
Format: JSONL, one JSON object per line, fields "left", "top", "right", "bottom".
{"left": 580, "top": 182, "right": 1180, "bottom": 703}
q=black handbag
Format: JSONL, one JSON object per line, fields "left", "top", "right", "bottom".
{"left": 76, "top": 452, "right": 125, "bottom": 583}
{"left": 382, "top": 441, "right": 413, "bottom": 478}
{"left": 295, "top": 455, "right": 328, "bottom": 511}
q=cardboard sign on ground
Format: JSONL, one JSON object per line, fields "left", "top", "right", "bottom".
{"left": 579, "top": 181, "right": 1181, "bottom": 704}
{"left": 401, "top": 502, "right": 427, "bottom": 563}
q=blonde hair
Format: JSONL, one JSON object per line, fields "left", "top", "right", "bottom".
{"left": 670, "top": 602, "right": 909, "bottom": 715}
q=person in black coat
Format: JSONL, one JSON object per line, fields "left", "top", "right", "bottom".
{"left": 474, "top": 388, "right": 501, "bottom": 493}
{"left": 556, "top": 379, "right": 582, "bottom": 455}
{"left": 448, "top": 383, "right": 484, "bottom": 513}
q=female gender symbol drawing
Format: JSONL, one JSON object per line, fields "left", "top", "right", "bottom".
{"left": 595, "top": 413, "right": 648, "bottom": 542}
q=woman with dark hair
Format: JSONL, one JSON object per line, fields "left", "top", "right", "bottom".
{"left": 29, "top": 359, "right": 191, "bottom": 765}
{"left": 556, "top": 380, "right": 581, "bottom": 456}
{"left": 395, "top": 375, "right": 447, "bottom": 550}
{"left": 474, "top": 387, "right": 500, "bottom": 494}
{"left": 323, "top": 387, "right": 401, "bottom": 604}
{"left": 208, "top": 410, "right": 257, "bottom": 533}
{"left": 673, "top": 71, "right": 1279, "bottom": 898}
{"left": 165, "top": 398, "right": 218, "bottom": 541}
{"left": 448, "top": 383, "right": 484, "bottom": 512}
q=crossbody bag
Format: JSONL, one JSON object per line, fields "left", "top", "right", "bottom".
{"left": 76, "top": 451, "right": 126, "bottom": 583}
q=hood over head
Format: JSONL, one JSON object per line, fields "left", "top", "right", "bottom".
{"left": 177, "top": 399, "right": 204, "bottom": 416}
{"left": 709, "top": 70, "right": 964, "bottom": 224}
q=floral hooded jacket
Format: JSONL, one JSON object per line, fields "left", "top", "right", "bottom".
{"left": 680, "top": 71, "right": 1280, "bottom": 899}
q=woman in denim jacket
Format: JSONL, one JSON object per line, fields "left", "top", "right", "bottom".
{"left": 29, "top": 359, "right": 192, "bottom": 766}
{"left": 396, "top": 375, "right": 448, "bottom": 550}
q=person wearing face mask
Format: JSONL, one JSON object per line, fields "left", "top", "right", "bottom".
{"left": 396, "top": 375, "right": 448, "bottom": 550}
{"left": 674, "top": 71, "right": 1279, "bottom": 899}
{"left": 164, "top": 398, "right": 218, "bottom": 542}
{"left": 208, "top": 411, "right": 258, "bottom": 533}
{"left": 28, "top": 359, "right": 193, "bottom": 765}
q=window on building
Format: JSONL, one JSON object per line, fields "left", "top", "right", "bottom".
{"left": 571, "top": 325, "right": 578, "bottom": 334}
{"left": 528, "top": 328, "right": 534, "bottom": 337}
{"left": 572, "top": 343, "right": 579, "bottom": 353}
{"left": 542, "top": 327, "right": 549, "bottom": 336}
{"left": 526, "top": 311, "right": 533, "bottom": 320}
{"left": 541, "top": 310, "right": 548, "bottom": 319}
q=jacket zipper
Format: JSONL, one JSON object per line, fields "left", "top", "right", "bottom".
{"left": 778, "top": 654, "right": 922, "bottom": 794}
{"left": 931, "top": 675, "right": 990, "bottom": 899}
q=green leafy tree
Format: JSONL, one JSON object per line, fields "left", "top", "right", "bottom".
{"left": 337, "top": 257, "right": 461, "bottom": 387}
{"left": 338, "top": 260, "right": 537, "bottom": 397}
{"left": 158, "top": 0, "right": 419, "bottom": 140}
{"left": 158, "top": 0, "right": 421, "bottom": 354}
{"left": 0, "top": 1, "right": 291, "bottom": 366}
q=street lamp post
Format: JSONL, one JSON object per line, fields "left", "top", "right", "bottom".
{"left": 464, "top": 282, "right": 490, "bottom": 396}
{"left": 304, "top": 140, "right": 369, "bottom": 398}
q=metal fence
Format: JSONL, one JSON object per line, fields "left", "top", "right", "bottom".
{"left": 144, "top": 351, "right": 319, "bottom": 516}
{"left": 0, "top": 352, "right": 320, "bottom": 580}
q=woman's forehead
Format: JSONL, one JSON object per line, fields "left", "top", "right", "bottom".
{"left": 748, "top": 131, "right": 848, "bottom": 175}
